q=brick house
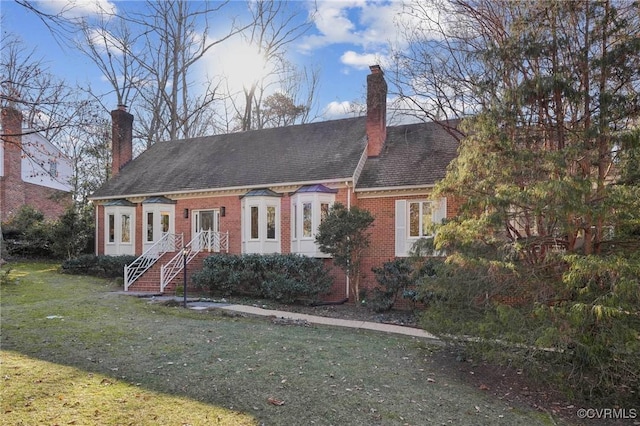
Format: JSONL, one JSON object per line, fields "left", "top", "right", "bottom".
{"left": 1, "top": 106, "right": 73, "bottom": 223}
{"left": 88, "top": 65, "right": 461, "bottom": 301}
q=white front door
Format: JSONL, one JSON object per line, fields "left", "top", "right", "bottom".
{"left": 192, "top": 210, "right": 220, "bottom": 251}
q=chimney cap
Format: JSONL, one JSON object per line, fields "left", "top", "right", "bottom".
{"left": 117, "top": 104, "right": 128, "bottom": 111}
{"left": 369, "top": 64, "right": 383, "bottom": 74}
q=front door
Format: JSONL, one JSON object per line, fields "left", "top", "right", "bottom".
{"left": 192, "top": 210, "right": 220, "bottom": 251}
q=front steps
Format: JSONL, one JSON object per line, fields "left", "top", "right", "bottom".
{"left": 125, "top": 251, "right": 211, "bottom": 294}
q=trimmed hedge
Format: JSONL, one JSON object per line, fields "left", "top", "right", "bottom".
{"left": 192, "top": 254, "right": 333, "bottom": 303}
{"left": 61, "top": 254, "right": 136, "bottom": 278}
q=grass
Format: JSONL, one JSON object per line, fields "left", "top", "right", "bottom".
{"left": 0, "top": 261, "right": 562, "bottom": 425}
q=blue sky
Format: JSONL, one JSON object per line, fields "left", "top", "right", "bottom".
{"left": 2, "top": 0, "right": 413, "bottom": 122}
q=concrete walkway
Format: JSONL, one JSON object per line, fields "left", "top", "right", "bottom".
{"left": 128, "top": 293, "right": 439, "bottom": 341}
{"left": 217, "top": 304, "right": 439, "bottom": 341}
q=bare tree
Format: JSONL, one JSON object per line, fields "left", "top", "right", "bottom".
{"left": 2, "top": 34, "right": 113, "bottom": 203}
{"left": 76, "top": 13, "right": 144, "bottom": 109}
{"left": 1, "top": 34, "right": 75, "bottom": 141}
{"left": 237, "top": 0, "right": 314, "bottom": 131}
{"left": 131, "top": 0, "right": 252, "bottom": 144}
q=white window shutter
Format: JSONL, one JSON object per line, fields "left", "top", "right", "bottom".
{"left": 433, "top": 197, "right": 447, "bottom": 225}
{"left": 395, "top": 200, "right": 407, "bottom": 257}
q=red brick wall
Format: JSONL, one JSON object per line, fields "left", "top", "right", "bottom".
{"left": 94, "top": 186, "right": 457, "bottom": 307}
{"left": 1, "top": 107, "right": 71, "bottom": 223}
{"left": 355, "top": 193, "right": 458, "bottom": 302}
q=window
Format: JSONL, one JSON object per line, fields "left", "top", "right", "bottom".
{"left": 250, "top": 206, "right": 259, "bottom": 239}
{"left": 292, "top": 204, "right": 298, "bottom": 239}
{"left": 395, "top": 198, "right": 447, "bottom": 257}
{"left": 242, "top": 189, "right": 281, "bottom": 254}
{"left": 302, "top": 202, "right": 312, "bottom": 237}
{"left": 108, "top": 214, "right": 115, "bottom": 243}
{"left": 267, "top": 206, "right": 276, "bottom": 240}
{"left": 147, "top": 212, "right": 154, "bottom": 242}
{"left": 103, "top": 201, "right": 135, "bottom": 256}
{"left": 409, "top": 201, "right": 433, "bottom": 237}
{"left": 121, "top": 214, "right": 131, "bottom": 243}
{"left": 48, "top": 160, "right": 58, "bottom": 178}
{"left": 321, "top": 203, "right": 329, "bottom": 222}
{"left": 161, "top": 212, "right": 170, "bottom": 233}
{"left": 142, "top": 197, "right": 176, "bottom": 249}
{"left": 290, "top": 184, "right": 337, "bottom": 257}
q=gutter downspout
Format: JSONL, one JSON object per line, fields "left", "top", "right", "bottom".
{"left": 344, "top": 181, "right": 351, "bottom": 300}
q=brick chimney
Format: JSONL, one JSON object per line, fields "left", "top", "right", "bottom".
{"left": 1, "top": 107, "right": 25, "bottom": 222}
{"left": 366, "top": 65, "right": 387, "bottom": 157}
{"left": 111, "top": 105, "right": 133, "bottom": 177}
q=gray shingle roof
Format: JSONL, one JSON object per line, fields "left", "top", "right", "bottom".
{"left": 356, "top": 121, "right": 460, "bottom": 190}
{"left": 91, "top": 117, "right": 367, "bottom": 199}
{"left": 90, "top": 117, "right": 460, "bottom": 200}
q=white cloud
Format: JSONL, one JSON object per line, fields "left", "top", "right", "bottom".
{"left": 35, "top": 0, "right": 117, "bottom": 19}
{"left": 340, "top": 50, "right": 386, "bottom": 70}
{"left": 87, "top": 27, "right": 123, "bottom": 55}
{"left": 322, "top": 100, "right": 364, "bottom": 120}
{"left": 299, "top": 1, "right": 403, "bottom": 53}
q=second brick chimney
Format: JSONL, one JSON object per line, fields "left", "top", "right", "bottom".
{"left": 111, "top": 105, "right": 133, "bottom": 177}
{"left": 366, "top": 65, "right": 387, "bottom": 157}
{"left": 1, "top": 107, "right": 25, "bottom": 222}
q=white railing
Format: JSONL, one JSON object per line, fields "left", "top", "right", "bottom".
{"left": 124, "top": 233, "right": 184, "bottom": 291}
{"left": 160, "top": 230, "right": 228, "bottom": 292}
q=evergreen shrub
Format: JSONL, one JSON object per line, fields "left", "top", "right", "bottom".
{"left": 192, "top": 254, "right": 333, "bottom": 303}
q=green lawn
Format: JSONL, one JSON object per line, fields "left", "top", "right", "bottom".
{"left": 1, "top": 262, "right": 561, "bottom": 425}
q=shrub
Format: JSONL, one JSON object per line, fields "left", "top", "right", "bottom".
{"left": 315, "top": 203, "right": 374, "bottom": 302}
{"left": 1, "top": 206, "right": 54, "bottom": 258}
{"left": 369, "top": 258, "right": 415, "bottom": 312}
{"left": 417, "top": 250, "right": 640, "bottom": 406}
{"left": 260, "top": 254, "right": 334, "bottom": 303}
{"left": 61, "top": 254, "right": 136, "bottom": 278}
{"left": 192, "top": 254, "right": 333, "bottom": 303}
{"left": 0, "top": 266, "right": 15, "bottom": 286}
{"left": 49, "top": 206, "right": 94, "bottom": 260}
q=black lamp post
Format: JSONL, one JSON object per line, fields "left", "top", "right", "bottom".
{"left": 182, "top": 247, "right": 190, "bottom": 308}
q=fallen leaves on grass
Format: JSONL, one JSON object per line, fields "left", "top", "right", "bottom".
{"left": 267, "top": 397, "right": 285, "bottom": 406}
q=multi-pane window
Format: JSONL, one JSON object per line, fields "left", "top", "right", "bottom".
{"left": 290, "top": 184, "right": 337, "bottom": 257}
{"left": 104, "top": 202, "right": 135, "bottom": 255}
{"left": 302, "top": 202, "right": 313, "bottom": 237}
{"left": 267, "top": 206, "right": 276, "bottom": 240}
{"left": 147, "top": 212, "right": 154, "bottom": 242}
{"left": 321, "top": 203, "right": 329, "bottom": 222}
{"left": 395, "top": 198, "right": 447, "bottom": 257}
{"left": 121, "top": 214, "right": 131, "bottom": 243}
{"left": 142, "top": 198, "right": 176, "bottom": 248}
{"left": 250, "top": 206, "right": 259, "bottom": 239}
{"left": 108, "top": 214, "right": 115, "bottom": 243}
{"left": 409, "top": 201, "right": 433, "bottom": 237}
{"left": 161, "top": 212, "right": 170, "bottom": 233}
{"left": 242, "top": 189, "right": 281, "bottom": 254}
